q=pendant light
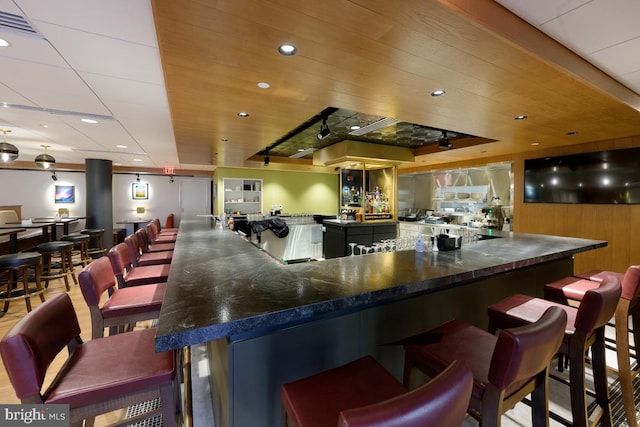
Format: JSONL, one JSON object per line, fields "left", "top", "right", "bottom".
{"left": 35, "top": 144, "right": 56, "bottom": 169}
{"left": 0, "top": 129, "right": 19, "bottom": 162}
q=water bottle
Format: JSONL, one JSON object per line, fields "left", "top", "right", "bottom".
{"left": 415, "top": 234, "right": 425, "bottom": 253}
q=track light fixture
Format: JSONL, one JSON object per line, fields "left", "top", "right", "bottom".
{"left": 51, "top": 171, "right": 58, "bottom": 181}
{"left": 136, "top": 173, "right": 141, "bottom": 183}
{"left": 264, "top": 148, "right": 270, "bottom": 166}
{"left": 35, "top": 144, "right": 56, "bottom": 169}
{"left": 438, "top": 130, "right": 452, "bottom": 150}
{"left": 0, "top": 129, "right": 19, "bottom": 162}
{"left": 317, "top": 117, "right": 331, "bottom": 140}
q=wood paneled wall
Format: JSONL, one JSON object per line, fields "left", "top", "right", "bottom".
{"left": 401, "top": 135, "right": 640, "bottom": 274}
{"left": 511, "top": 136, "right": 640, "bottom": 274}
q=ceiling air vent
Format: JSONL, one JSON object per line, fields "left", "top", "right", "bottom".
{"left": 0, "top": 10, "right": 43, "bottom": 38}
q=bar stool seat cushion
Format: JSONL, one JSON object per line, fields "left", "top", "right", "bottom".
{"left": 43, "top": 328, "right": 174, "bottom": 407}
{"left": 281, "top": 356, "right": 407, "bottom": 427}
{"left": 575, "top": 269, "right": 625, "bottom": 285}
{"left": 101, "top": 284, "right": 166, "bottom": 319}
{"left": 81, "top": 228, "right": 104, "bottom": 236}
{"left": 37, "top": 241, "right": 74, "bottom": 252}
{"left": 486, "top": 294, "right": 578, "bottom": 339}
{"left": 0, "top": 252, "right": 41, "bottom": 268}
{"left": 62, "top": 233, "right": 90, "bottom": 243}
{"left": 138, "top": 251, "right": 173, "bottom": 266}
{"left": 125, "top": 264, "right": 170, "bottom": 286}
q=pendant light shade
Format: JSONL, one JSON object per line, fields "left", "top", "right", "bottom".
{"left": 0, "top": 129, "right": 19, "bottom": 162}
{"left": 35, "top": 145, "right": 56, "bottom": 169}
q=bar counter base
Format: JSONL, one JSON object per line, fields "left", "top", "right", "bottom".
{"left": 207, "top": 257, "right": 573, "bottom": 427}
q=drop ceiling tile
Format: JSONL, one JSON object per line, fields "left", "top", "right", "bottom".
{"left": 495, "top": 0, "right": 591, "bottom": 26}
{"left": 588, "top": 36, "right": 640, "bottom": 77}
{"left": 36, "top": 20, "right": 164, "bottom": 84}
{"left": 15, "top": 0, "right": 158, "bottom": 46}
{"left": 538, "top": 0, "right": 640, "bottom": 55}
{"left": 0, "top": 57, "right": 110, "bottom": 114}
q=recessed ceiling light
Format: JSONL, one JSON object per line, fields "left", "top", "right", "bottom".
{"left": 514, "top": 115, "right": 527, "bottom": 120}
{"left": 132, "top": 158, "right": 143, "bottom": 162}
{"left": 350, "top": 125, "right": 361, "bottom": 131}
{"left": 431, "top": 89, "right": 446, "bottom": 96}
{"left": 81, "top": 118, "right": 99, "bottom": 124}
{"left": 238, "top": 112, "right": 249, "bottom": 117}
{"left": 257, "top": 82, "right": 270, "bottom": 89}
{"left": 221, "top": 138, "right": 228, "bottom": 142}
{"left": 531, "top": 142, "right": 540, "bottom": 146}
{"left": 278, "top": 44, "right": 297, "bottom": 56}
{"left": 0, "top": 38, "right": 9, "bottom": 47}
{"left": 40, "top": 124, "right": 48, "bottom": 128}
{"left": 116, "top": 145, "right": 128, "bottom": 149}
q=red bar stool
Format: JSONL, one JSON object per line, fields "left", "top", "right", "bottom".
{"left": 124, "top": 234, "right": 172, "bottom": 266}
{"left": 281, "top": 358, "right": 472, "bottom": 427}
{"left": 147, "top": 222, "right": 177, "bottom": 244}
{"left": 36, "top": 240, "right": 77, "bottom": 291}
{"left": 78, "top": 256, "right": 166, "bottom": 338}
{"left": 487, "top": 276, "right": 621, "bottom": 427}
{"left": 136, "top": 228, "right": 175, "bottom": 253}
{"left": 155, "top": 217, "right": 178, "bottom": 235}
{"left": 403, "top": 306, "right": 567, "bottom": 427}
{"left": 544, "top": 265, "right": 640, "bottom": 427}
{"left": 0, "top": 293, "right": 181, "bottom": 426}
{"left": 108, "top": 242, "right": 170, "bottom": 287}
{"left": 0, "top": 252, "right": 45, "bottom": 313}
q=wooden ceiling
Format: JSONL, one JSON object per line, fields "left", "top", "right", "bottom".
{"left": 151, "top": 0, "right": 640, "bottom": 172}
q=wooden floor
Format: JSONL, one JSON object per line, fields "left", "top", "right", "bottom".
{"left": 0, "top": 261, "right": 157, "bottom": 426}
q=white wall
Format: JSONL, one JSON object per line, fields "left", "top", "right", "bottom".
{"left": 0, "top": 168, "right": 211, "bottom": 231}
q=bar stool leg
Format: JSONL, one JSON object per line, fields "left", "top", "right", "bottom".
{"left": 3, "top": 270, "right": 15, "bottom": 312}
{"left": 21, "top": 265, "right": 33, "bottom": 312}
{"left": 615, "top": 301, "right": 638, "bottom": 427}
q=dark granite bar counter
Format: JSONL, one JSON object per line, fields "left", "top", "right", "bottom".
{"left": 156, "top": 219, "right": 605, "bottom": 351}
{"left": 155, "top": 218, "right": 605, "bottom": 427}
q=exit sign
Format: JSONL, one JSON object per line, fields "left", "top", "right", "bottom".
{"left": 163, "top": 166, "right": 175, "bottom": 175}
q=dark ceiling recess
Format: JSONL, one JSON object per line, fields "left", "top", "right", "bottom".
{"left": 258, "top": 107, "right": 477, "bottom": 159}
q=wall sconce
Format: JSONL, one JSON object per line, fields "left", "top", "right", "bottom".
{"left": 35, "top": 144, "right": 56, "bottom": 169}
{"left": 136, "top": 206, "right": 145, "bottom": 220}
{"left": 0, "top": 129, "right": 19, "bottom": 162}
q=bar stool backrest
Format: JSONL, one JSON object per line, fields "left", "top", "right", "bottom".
{"left": 107, "top": 243, "right": 132, "bottom": 287}
{"left": 135, "top": 228, "right": 150, "bottom": 250}
{"left": 338, "top": 360, "right": 473, "bottom": 427}
{"left": 574, "top": 275, "right": 621, "bottom": 335}
{"left": 78, "top": 257, "right": 116, "bottom": 306}
{"left": 621, "top": 265, "right": 640, "bottom": 304}
{"left": 489, "top": 306, "right": 567, "bottom": 392}
{"left": 0, "top": 293, "right": 80, "bottom": 401}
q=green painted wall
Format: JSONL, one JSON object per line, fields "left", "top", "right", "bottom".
{"left": 214, "top": 168, "right": 339, "bottom": 215}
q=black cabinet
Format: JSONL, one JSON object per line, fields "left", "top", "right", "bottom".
{"left": 323, "top": 221, "right": 397, "bottom": 258}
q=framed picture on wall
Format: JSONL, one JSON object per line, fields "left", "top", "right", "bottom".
{"left": 132, "top": 183, "right": 149, "bottom": 200}
{"left": 54, "top": 185, "right": 75, "bottom": 203}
